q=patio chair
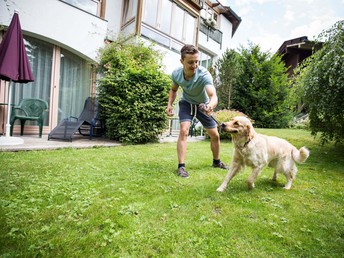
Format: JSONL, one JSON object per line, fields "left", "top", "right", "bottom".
{"left": 48, "top": 97, "right": 103, "bottom": 141}
{"left": 10, "top": 98, "right": 48, "bottom": 138}
{"left": 189, "top": 117, "right": 203, "bottom": 137}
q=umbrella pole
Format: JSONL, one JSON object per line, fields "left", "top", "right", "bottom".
{"left": 5, "top": 80, "right": 13, "bottom": 137}
{"left": 0, "top": 80, "right": 23, "bottom": 145}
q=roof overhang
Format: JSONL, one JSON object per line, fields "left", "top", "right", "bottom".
{"left": 278, "top": 36, "right": 322, "bottom": 55}
{"left": 208, "top": 0, "right": 242, "bottom": 37}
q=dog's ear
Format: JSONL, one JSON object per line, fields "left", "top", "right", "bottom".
{"left": 247, "top": 124, "right": 254, "bottom": 140}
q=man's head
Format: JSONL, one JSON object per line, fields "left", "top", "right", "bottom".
{"left": 180, "top": 44, "right": 199, "bottom": 78}
{"left": 180, "top": 44, "right": 198, "bottom": 60}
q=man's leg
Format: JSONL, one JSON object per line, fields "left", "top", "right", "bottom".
{"left": 206, "top": 127, "right": 220, "bottom": 160}
{"left": 177, "top": 121, "right": 191, "bottom": 163}
{"left": 206, "top": 127, "right": 228, "bottom": 169}
{"left": 177, "top": 121, "right": 191, "bottom": 177}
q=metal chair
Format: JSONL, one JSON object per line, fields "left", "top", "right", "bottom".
{"left": 48, "top": 97, "right": 103, "bottom": 141}
{"left": 10, "top": 98, "right": 48, "bottom": 138}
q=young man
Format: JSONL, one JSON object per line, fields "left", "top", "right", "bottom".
{"left": 166, "top": 44, "right": 228, "bottom": 178}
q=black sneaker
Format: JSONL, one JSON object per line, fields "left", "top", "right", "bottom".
{"left": 212, "top": 161, "right": 229, "bottom": 169}
{"left": 177, "top": 167, "right": 189, "bottom": 178}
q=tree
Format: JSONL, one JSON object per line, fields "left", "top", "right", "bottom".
{"left": 217, "top": 43, "right": 291, "bottom": 128}
{"left": 215, "top": 49, "right": 242, "bottom": 109}
{"left": 294, "top": 20, "right": 344, "bottom": 144}
{"left": 97, "top": 39, "right": 170, "bottom": 143}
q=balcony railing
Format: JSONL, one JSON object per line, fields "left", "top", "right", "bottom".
{"left": 199, "top": 19, "right": 223, "bottom": 48}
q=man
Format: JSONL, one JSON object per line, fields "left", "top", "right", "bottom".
{"left": 166, "top": 44, "right": 228, "bottom": 178}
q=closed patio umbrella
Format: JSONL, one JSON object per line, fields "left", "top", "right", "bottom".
{"left": 0, "top": 11, "right": 34, "bottom": 145}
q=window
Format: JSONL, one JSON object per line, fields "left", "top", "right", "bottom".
{"left": 184, "top": 12, "right": 197, "bottom": 44}
{"left": 142, "top": 0, "right": 197, "bottom": 48}
{"left": 59, "top": 50, "right": 92, "bottom": 121}
{"left": 123, "top": 0, "right": 138, "bottom": 24}
{"left": 62, "top": 0, "right": 102, "bottom": 16}
{"left": 199, "top": 49, "right": 213, "bottom": 69}
{"left": 160, "top": 0, "right": 172, "bottom": 34}
{"left": 200, "top": 3, "right": 218, "bottom": 28}
{"left": 201, "top": 4, "right": 216, "bottom": 19}
{"left": 13, "top": 37, "right": 53, "bottom": 126}
{"left": 10, "top": 36, "right": 93, "bottom": 132}
{"left": 171, "top": 4, "right": 184, "bottom": 42}
{"left": 142, "top": 0, "right": 158, "bottom": 27}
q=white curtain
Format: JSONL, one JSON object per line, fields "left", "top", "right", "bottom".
{"left": 13, "top": 36, "right": 53, "bottom": 126}
{"left": 58, "top": 49, "right": 91, "bottom": 121}
{"left": 12, "top": 36, "right": 92, "bottom": 126}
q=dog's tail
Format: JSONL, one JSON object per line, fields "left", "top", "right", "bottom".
{"left": 292, "top": 146, "right": 310, "bottom": 164}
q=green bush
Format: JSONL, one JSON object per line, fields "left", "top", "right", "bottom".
{"left": 293, "top": 20, "right": 344, "bottom": 144}
{"left": 213, "top": 109, "right": 250, "bottom": 139}
{"left": 97, "top": 40, "right": 170, "bottom": 143}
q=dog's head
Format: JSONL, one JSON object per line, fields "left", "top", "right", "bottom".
{"left": 221, "top": 116, "right": 255, "bottom": 140}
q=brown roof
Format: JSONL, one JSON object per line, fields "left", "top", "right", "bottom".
{"left": 278, "top": 36, "right": 322, "bottom": 55}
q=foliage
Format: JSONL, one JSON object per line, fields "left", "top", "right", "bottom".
{"left": 288, "top": 113, "right": 310, "bottom": 130}
{"left": 1, "top": 130, "right": 344, "bottom": 257}
{"left": 215, "top": 49, "right": 242, "bottom": 109}
{"left": 97, "top": 39, "right": 170, "bottom": 143}
{"left": 213, "top": 109, "right": 250, "bottom": 139}
{"left": 293, "top": 20, "right": 344, "bottom": 144}
{"left": 216, "top": 43, "right": 292, "bottom": 128}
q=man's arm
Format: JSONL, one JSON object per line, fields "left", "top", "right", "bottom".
{"left": 166, "top": 84, "right": 179, "bottom": 116}
{"left": 205, "top": 84, "right": 218, "bottom": 115}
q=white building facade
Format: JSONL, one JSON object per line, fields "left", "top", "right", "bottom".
{"left": 0, "top": 0, "right": 240, "bottom": 135}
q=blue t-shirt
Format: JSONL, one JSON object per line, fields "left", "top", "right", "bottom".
{"left": 171, "top": 66, "right": 214, "bottom": 104}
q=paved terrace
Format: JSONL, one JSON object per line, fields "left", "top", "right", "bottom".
{"left": 0, "top": 134, "right": 205, "bottom": 152}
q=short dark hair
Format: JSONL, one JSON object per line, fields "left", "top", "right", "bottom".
{"left": 180, "top": 44, "right": 198, "bottom": 59}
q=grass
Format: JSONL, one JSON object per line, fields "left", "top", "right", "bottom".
{"left": 0, "top": 128, "right": 343, "bottom": 257}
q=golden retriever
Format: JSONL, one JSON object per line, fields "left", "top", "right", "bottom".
{"left": 217, "top": 116, "right": 310, "bottom": 192}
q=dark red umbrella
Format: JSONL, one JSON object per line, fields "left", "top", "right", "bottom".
{"left": 0, "top": 12, "right": 34, "bottom": 82}
{"left": 0, "top": 11, "right": 34, "bottom": 143}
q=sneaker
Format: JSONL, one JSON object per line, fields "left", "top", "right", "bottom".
{"left": 212, "top": 161, "right": 229, "bottom": 169}
{"left": 177, "top": 167, "right": 189, "bottom": 178}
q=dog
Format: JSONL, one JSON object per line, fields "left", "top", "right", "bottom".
{"left": 217, "top": 116, "right": 310, "bottom": 192}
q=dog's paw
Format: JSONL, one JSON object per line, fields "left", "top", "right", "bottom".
{"left": 216, "top": 186, "right": 225, "bottom": 192}
{"left": 247, "top": 182, "right": 255, "bottom": 190}
{"left": 283, "top": 181, "right": 292, "bottom": 190}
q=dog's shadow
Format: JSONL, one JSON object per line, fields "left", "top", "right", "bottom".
{"left": 218, "top": 177, "right": 286, "bottom": 194}
{"left": 257, "top": 176, "right": 286, "bottom": 190}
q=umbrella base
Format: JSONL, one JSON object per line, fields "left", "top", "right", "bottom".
{"left": 0, "top": 136, "right": 24, "bottom": 146}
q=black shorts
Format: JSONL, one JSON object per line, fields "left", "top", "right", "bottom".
{"left": 178, "top": 100, "right": 217, "bottom": 129}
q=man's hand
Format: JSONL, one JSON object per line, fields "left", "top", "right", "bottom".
{"left": 166, "top": 106, "right": 174, "bottom": 116}
{"left": 199, "top": 103, "right": 213, "bottom": 116}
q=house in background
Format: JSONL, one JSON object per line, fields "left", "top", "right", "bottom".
{"left": 277, "top": 36, "right": 322, "bottom": 76}
{"left": 0, "top": 0, "right": 241, "bottom": 136}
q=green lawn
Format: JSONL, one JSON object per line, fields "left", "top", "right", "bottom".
{"left": 0, "top": 129, "right": 343, "bottom": 257}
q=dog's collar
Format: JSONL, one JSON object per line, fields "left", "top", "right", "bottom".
{"left": 243, "top": 139, "right": 251, "bottom": 148}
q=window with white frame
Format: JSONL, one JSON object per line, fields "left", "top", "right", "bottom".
{"left": 122, "top": 0, "right": 138, "bottom": 25}
{"left": 200, "top": 3, "right": 218, "bottom": 27}
{"left": 141, "top": 0, "right": 197, "bottom": 49}
{"left": 199, "top": 49, "right": 213, "bottom": 69}
{"left": 160, "top": 0, "right": 173, "bottom": 34}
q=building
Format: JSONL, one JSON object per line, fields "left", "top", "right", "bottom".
{"left": 0, "top": 0, "right": 241, "bottom": 136}
{"left": 277, "top": 36, "right": 322, "bottom": 76}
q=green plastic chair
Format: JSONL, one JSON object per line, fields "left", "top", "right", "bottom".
{"left": 10, "top": 98, "right": 49, "bottom": 138}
